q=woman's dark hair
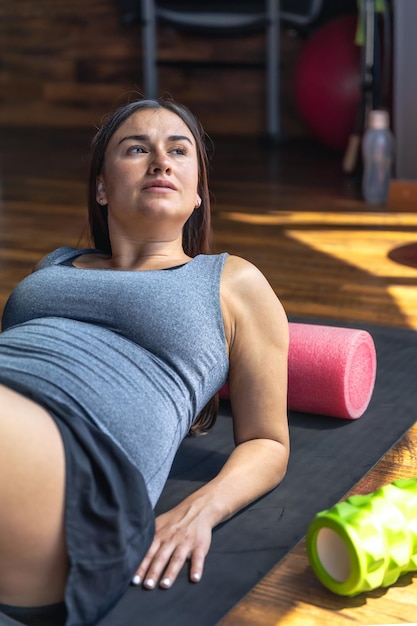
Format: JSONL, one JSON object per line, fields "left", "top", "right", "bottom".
{"left": 88, "top": 97, "right": 218, "bottom": 435}
{"left": 88, "top": 97, "right": 212, "bottom": 257}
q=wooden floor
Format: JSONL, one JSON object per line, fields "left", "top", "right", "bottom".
{"left": 1, "top": 124, "right": 417, "bottom": 626}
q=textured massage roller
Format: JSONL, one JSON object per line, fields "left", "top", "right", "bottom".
{"left": 306, "top": 477, "right": 417, "bottom": 596}
{"left": 220, "top": 322, "right": 377, "bottom": 419}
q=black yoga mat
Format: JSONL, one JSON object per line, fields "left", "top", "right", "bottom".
{"left": 99, "top": 320, "right": 417, "bottom": 626}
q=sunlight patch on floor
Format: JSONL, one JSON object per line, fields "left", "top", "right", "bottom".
{"left": 285, "top": 228, "right": 417, "bottom": 279}
{"left": 217, "top": 210, "right": 417, "bottom": 228}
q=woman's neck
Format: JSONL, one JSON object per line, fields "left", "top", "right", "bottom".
{"left": 100, "top": 239, "right": 192, "bottom": 270}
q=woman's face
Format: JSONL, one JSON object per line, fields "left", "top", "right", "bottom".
{"left": 96, "top": 107, "right": 201, "bottom": 235}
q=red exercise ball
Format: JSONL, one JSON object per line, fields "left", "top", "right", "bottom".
{"left": 293, "top": 13, "right": 361, "bottom": 152}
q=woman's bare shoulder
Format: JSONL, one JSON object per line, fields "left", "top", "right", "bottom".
{"left": 221, "top": 255, "right": 288, "bottom": 348}
{"left": 222, "top": 254, "right": 279, "bottom": 302}
{"left": 222, "top": 253, "right": 263, "bottom": 281}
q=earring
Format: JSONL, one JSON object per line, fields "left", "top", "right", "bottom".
{"left": 98, "top": 199, "right": 105, "bottom": 205}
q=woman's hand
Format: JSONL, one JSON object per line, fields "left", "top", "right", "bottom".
{"left": 132, "top": 497, "right": 214, "bottom": 589}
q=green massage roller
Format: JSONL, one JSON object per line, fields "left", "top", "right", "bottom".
{"left": 306, "top": 477, "right": 417, "bottom": 596}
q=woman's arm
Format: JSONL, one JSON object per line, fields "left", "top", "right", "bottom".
{"left": 134, "top": 255, "right": 289, "bottom": 589}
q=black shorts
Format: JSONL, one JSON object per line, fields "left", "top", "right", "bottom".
{"left": 1, "top": 387, "right": 155, "bottom": 626}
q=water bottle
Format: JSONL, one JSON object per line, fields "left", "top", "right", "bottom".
{"left": 361, "top": 109, "right": 394, "bottom": 205}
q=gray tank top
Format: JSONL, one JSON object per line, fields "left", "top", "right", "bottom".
{"left": 0, "top": 247, "right": 229, "bottom": 506}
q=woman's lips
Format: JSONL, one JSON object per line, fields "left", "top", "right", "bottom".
{"left": 143, "top": 180, "right": 177, "bottom": 191}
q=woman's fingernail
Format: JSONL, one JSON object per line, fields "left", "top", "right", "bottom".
{"left": 191, "top": 572, "right": 201, "bottom": 582}
{"left": 144, "top": 578, "right": 155, "bottom": 589}
{"left": 131, "top": 575, "right": 141, "bottom": 586}
{"left": 160, "top": 577, "right": 171, "bottom": 588}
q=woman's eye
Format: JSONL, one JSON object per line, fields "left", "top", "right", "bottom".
{"left": 127, "top": 146, "right": 146, "bottom": 154}
{"left": 171, "top": 147, "right": 186, "bottom": 155}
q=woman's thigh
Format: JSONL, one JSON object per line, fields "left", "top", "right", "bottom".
{"left": 0, "top": 384, "right": 69, "bottom": 606}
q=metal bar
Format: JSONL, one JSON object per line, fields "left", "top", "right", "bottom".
{"left": 141, "top": 0, "right": 158, "bottom": 98}
{"left": 266, "top": 0, "right": 281, "bottom": 139}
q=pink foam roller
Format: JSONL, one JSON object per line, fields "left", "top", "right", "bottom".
{"left": 288, "top": 323, "right": 376, "bottom": 419}
{"left": 219, "top": 323, "right": 377, "bottom": 419}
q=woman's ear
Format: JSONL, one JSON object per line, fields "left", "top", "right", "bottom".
{"left": 96, "top": 176, "right": 108, "bottom": 206}
{"left": 195, "top": 194, "right": 202, "bottom": 209}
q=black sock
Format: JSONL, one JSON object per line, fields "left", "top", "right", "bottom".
{"left": 0, "top": 602, "right": 67, "bottom": 626}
